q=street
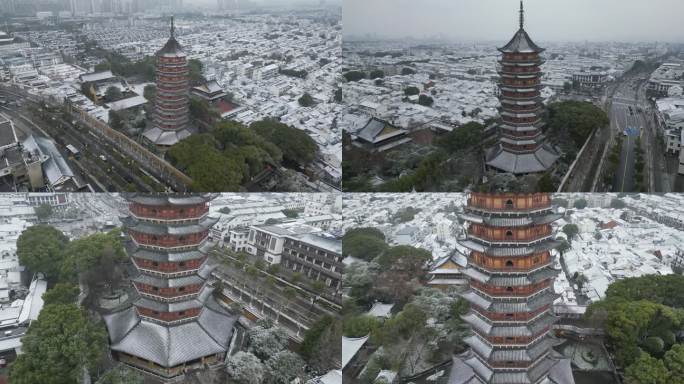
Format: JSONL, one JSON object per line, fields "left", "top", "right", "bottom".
{"left": 603, "top": 70, "right": 681, "bottom": 192}
{"left": 0, "top": 87, "right": 171, "bottom": 192}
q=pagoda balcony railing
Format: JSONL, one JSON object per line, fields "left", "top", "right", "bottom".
{"left": 155, "top": 95, "right": 188, "bottom": 104}
{"left": 498, "top": 66, "right": 543, "bottom": 75}
{"left": 500, "top": 131, "right": 542, "bottom": 141}
{"left": 154, "top": 116, "right": 190, "bottom": 126}
{"left": 157, "top": 57, "right": 187, "bottom": 64}
{"left": 135, "top": 285, "right": 202, "bottom": 302}
{"left": 499, "top": 79, "right": 542, "bottom": 87}
{"left": 155, "top": 111, "right": 190, "bottom": 120}
{"left": 157, "top": 77, "right": 190, "bottom": 86}
{"left": 465, "top": 309, "right": 550, "bottom": 327}
{"left": 498, "top": 57, "right": 545, "bottom": 65}
{"left": 470, "top": 280, "right": 550, "bottom": 297}
{"left": 137, "top": 311, "right": 201, "bottom": 326}
{"left": 466, "top": 193, "right": 551, "bottom": 211}
{"left": 156, "top": 89, "right": 189, "bottom": 97}
{"left": 501, "top": 116, "right": 543, "bottom": 125}
{"left": 157, "top": 67, "right": 189, "bottom": 75}
{"left": 463, "top": 207, "right": 552, "bottom": 219}
{"left": 133, "top": 261, "right": 204, "bottom": 278}
{"left": 130, "top": 236, "right": 208, "bottom": 252}
{"left": 130, "top": 204, "right": 208, "bottom": 220}
{"left": 468, "top": 227, "right": 552, "bottom": 242}
{"left": 500, "top": 106, "right": 542, "bottom": 114}
{"left": 486, "top": 352, "right": 551, "bottom": 369}
{"left": 500, "top": 92, "right": 540, "bottom": 99}
{"left": 467, "top": 286, "right": 552, "bottom": 305}
{"left": 156, "top": 104, "right": 189, "bottom": 114}
{"left": 467, "top": 259, "right": 555, "bottom": 275}
{"left": 500, "top": 142, "right": 543, "bottom": 154}
{"left": 130, "top": 215, "right": 207, "bottom": 226}
{"left": 499, "top": 85, "right": 541, "bottom": 93}
{"left": 469, "top": 332, "right": 550, "bottom": 353}
{"left": 155, "top": 124, "right": 189, "bottom": 132}
{"left": 156, "top": 85, "right": 190, "bottom": 93}
{"left": 472, "top": 304, "right": 551, "bottom": 322}
{"left": 155, "top": 93, "right": 189, "bottom": 101}
{"left": 478, "top": 328, "right": 551, "bottom": 347}
{"left": 155, "top": 102, "right": 189, "bottom": 111}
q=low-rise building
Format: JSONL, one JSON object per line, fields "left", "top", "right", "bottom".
{"left": 246, "top": 222, "right": 343, "bottom": 290}
{"left": 572, "top": 71, "right": 609, "bottom": 89}
{"left": 351, "top": 117, "right": 411, "bottom": 153}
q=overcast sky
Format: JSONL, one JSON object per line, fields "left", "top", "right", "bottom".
{"left": 343, "top": 0, "right": 684, "bottom": 43}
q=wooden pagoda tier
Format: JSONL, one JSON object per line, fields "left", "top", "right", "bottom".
{"left": 485, "top": 1, "right": 558, "bottom": 175}
{"left": 104, "top": 194, "right": 237, "bottom": 379}
{"left": 143, "top": 16, "right": 193, "bottom": 147}
{"left": 447, "top": 192, "right": 574, "bottom": 384}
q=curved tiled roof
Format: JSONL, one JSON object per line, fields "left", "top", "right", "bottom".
{"left": 104, "top": 296, "right": 237, "bottom": 367}
{"left": 498, "top": 28, "right": 544, "bottom": 54}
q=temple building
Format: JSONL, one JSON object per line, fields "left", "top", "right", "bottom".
{"left": 486, "top": 2, "right": 559, "bottom": 175}
{"left": 104, "top": 194, "right": 238, "bottom": 380}
{"left": 447, "top": 193, "right": 574, "bottom": 384}
{"left": 143, "top": 17, "right": 193, "bottom": 147}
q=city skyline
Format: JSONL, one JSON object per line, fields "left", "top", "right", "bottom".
{"left": 343, "top": 0, "right": 684, "bottom": 43}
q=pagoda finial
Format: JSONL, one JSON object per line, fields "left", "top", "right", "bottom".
{"left": 170, "top": 16, "right": 175, "bottom": 38}
{"left": 519, "top": 1, "right": 524, "bottom": 29}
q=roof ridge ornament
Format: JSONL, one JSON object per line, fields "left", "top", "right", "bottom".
{"left": 519, "top": 0, "right": 524, "bottom": 30}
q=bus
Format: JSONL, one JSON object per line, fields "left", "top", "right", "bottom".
{"left": 66, "top": 144, "right": 81, "bottom": 159}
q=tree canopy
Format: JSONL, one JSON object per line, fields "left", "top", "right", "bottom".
{"left": 42, "top": 283, "right": 80, "bottom": 306}
{"left": 587, "top": 275, "right": 684, "bottom": 380}
{"left": 573, "top": 198, "right": 588, "bottom": 209}
{"left": 167, "top": 116, "right": 320, "bottom": 191}
{"left": 343, "top": 70, "right": 366, "bottom": 82}
{"left": 61, "top": 229, "right": 126, "bottom": 289}
{"left": 342, "top": 227, "right": 388, "bottom": 261}
{"left": 299, "top": 316, "right": 342, "bottom": 374}
{"left": 418, "top": 94, "right": 434, "bottom": 107}
{"left": 547, "top": 100, "right": 609, "bottom": 148}
{"left": 9, "top": 304, "right": 107, "bottom": 384}
{"left": 250, "top": 120, "right": 317, "bottom": 166}
{"left": 34, "top": 204, "right": 53, "bottom": 221}
{"left": 562, "top": 224, "right": 579, "bottom": 241}
{"left": 298, "top": 93, "right": 315, "bottom": 107}
{"left": 435, "top": 122, "right": 484, "bottom": 153}
{"left": 404, "top": 86, "right": 420, "bottom": 96}
{"left": 16, "top": 225, "right": 69, "bottom": 280}
{"left": 226, "top": 351, "right": 266, "bottom": 384}
{"left": 264, "top": 351, "right": 308, "bottom": 384}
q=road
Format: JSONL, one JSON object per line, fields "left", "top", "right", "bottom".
{"left": 603, "top": 70, "right": 680, "bottom": 192}
{"left": 607, "top": 74, "right": 654, "bottom": 192}
{"left": 0, "top": 88, "right": 169, "bottom": 192}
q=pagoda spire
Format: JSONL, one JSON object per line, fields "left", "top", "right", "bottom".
{"left": 519, "top": 0, "right": 524, "bottom": 29}
{"left": 170, "top": 15, "right": 175, "bottom": 38}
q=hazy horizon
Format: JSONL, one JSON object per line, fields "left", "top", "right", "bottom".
{"left": 342, "top": 0, "right": 684, "bottom": 43}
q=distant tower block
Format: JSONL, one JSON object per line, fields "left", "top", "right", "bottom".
{"left": 447, "top": 192, "right": 575, "bottom": 384}
{"left": 486, "top": 1, "right": 559, "bottom": 175}
{"left": 104, "top": 194, "right": 238, "bottom": 379}
{"left": 142, "top": 16, "right": 193, "bottom": 147}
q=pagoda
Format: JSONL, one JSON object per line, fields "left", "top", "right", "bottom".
{"left": 142, "top": 16, "right": 193, "bottom": 147}
{"left": 486, "top": 1, "right": 559, "bottom": 175}
{"left": 447, "top": 193, "right": 574, "bottom": 384}
{"left": 104, "top": 194, "right": 237, "bottom": 379}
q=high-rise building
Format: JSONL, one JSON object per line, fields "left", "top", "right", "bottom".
{"left": 142, "top": 17, "right": 192, "bottom": 147}
{"left": 104, "top": 194, "right": 237, "bottom": 379}
{"left": 486, "top": 1, "right": 559, "bottom": 175}
{"left": 448, "top": 192, "right": 574, "bottom": 384}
